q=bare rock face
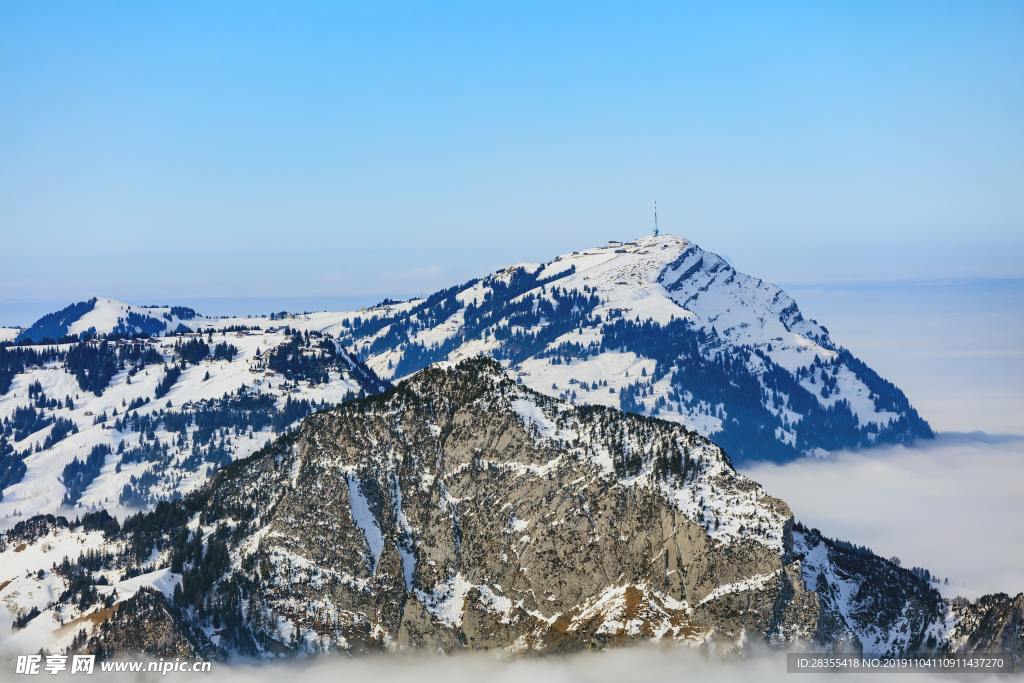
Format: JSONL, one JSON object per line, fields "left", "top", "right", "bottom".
{"left": 0, "top": 358, "right": 1017, "bottom": 662}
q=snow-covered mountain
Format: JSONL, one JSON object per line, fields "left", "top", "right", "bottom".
{"left": 15, "top": 298, "right": 202, "bottom": 344}
{"left": 0, "top": 359, "right": 1017, "bottom": 660}
{"left": 0, "top": 234, "right": 934, "bottom": 525}
{"left": 0, "top": 323, "right": 387, "bottom": 524}
{"left": 328, "top": 235, "right": 932, "bottom": 461}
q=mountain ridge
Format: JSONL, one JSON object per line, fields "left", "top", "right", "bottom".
{"left": 0, "top": 234, "right": 931, "bottom": 528}
{"left": 332, "top": 235, "right": 932, "bottom": 460}
{"left": 14, "top": 298, "right": 203, "bottom": 344}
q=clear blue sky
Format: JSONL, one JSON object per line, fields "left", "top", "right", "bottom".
{"left": 2, "top": 1, "right": 1022, "bottom": 311}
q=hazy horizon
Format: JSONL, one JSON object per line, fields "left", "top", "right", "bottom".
{"left": 4, "top": 268, "right": 1020, "bottom": 438}
{"left": 3, "top": 252, "right": 1024, "bottom": 325}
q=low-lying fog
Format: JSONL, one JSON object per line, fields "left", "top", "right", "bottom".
{"left": 2, "top": 647, "right": 1009, "bottom": 683}
{"left": 744, "top": 434, "right": 1024, "bottom": 599}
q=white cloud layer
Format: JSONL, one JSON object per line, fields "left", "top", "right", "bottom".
{"left": 4, "top": 646, "right": 1009, "bottom": 683}
{"left": 743, "top": 434, "right": 1024, "bottom": 598}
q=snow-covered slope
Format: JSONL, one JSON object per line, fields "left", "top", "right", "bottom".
{"left": 15, "top": 298, "right": 202, "bottom": 343}
{"left": 327, "top": 235, "right": 932, "bottom": 461}
{"left": 0, "top": 326, "right": 387, "bottom": 526}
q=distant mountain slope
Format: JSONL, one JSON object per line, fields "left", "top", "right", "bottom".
{"left": 15, "top": 298, "right": 201, "bottom": 344}
{"left": 0, "top": 359, "right": 1015, "bottom": 660}
{"left": 0, "top": 325, "right": 387, "bottom": 524}
{"left": 329, "top": 235, "right": 931, "bottom": 461}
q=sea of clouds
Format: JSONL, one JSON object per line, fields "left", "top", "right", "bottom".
{"left": 744, "top": 433, "right": 1024, "bottom": 598}
{"left": 5, "top": 646, "right": 1011, "bottom": 683}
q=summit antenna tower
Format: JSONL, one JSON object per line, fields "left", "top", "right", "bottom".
{"left": 653, "top": 201, "right": 659, "bottom": 237}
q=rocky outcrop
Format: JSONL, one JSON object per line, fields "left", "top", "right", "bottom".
{"left": 948, "top": 593, "right": 1024, "bottom": 657}
{"left": 70, "top": 588, "right": 210, "bottom": 659}
{"left": 194, "top": 357, "right": 800, "bottom": 655}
